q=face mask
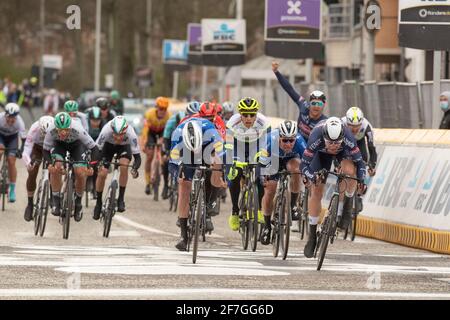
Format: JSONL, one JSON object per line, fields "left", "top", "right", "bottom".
{"left": 440, "top": 101, "right": 449, "bottom": 111}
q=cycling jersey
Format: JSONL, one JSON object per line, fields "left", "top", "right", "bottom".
{"left": 259, "top": 130, "right": 307, "bottom": 163}
{"left": 341, "top": 117, "right": 377, "bottom": 167}
{"left": 0, "top": 112, "right": 26, "bottom": 138}
{"left": 43, "top": 119, "right": 96, "bottom": 152}
{"left": 73, "top": 112, "right": 89, "bottom": 131}
{"left": 181, "top": 113, "right": 227, "bottom": 140}
{"left": 163, "top": 111, "right": 185, "bottom": 140}
{"left": 301, "top": 121, "right": 366, "bottom": 181}
{"left": 22, "top": 120, "right": 44, "bottom": 166}
{"left": 274, "top": 71, "right": 327, "bottom": 139}
{"left": 225, "top": 113, "right": 271, "bottom": 163}
{"left": 144, "top": 108, "right": 171, "bottom": 134}
{"left": 96, "top": 120, "right": 140, "bottom": 155}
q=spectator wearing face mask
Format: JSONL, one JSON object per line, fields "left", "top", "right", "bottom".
{"left": 439, "top": 91, "right": 450, "bottom": 129}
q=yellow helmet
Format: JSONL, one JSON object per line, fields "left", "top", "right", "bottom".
{"left": 237, "top": 97, "right": 260, "bottom": 113}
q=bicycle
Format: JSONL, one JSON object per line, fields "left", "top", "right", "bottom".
{"left": 54, "top": 155, "right": 90, "bottom": 239}
{"left": 0, "top": 147, "right": 9, "bottom": 212}
{"left": 185, "top": 165, "right": 222, "bottom": 264}
{"left": 150, "top": 143, "right": 162, "bottom": 201}
{"left": 271, "top": 171, "right": 300, "bottom": 260}
{"left": 298, "top": 187, "right": 309, "bottom": 240}
{"left": 100, "top": 155, "right": 133, "bottom": 238}
{"left": 32, "top": 159, "right": 50, "bottom": 237}
{"left": 314, "top": 170, "right": 362, "bottom": 271}
{"left": 236, "top": 162, "right": 260, "bottom": 252}
{"left": 168, "top": 171, "right": 178, "bottom": 212}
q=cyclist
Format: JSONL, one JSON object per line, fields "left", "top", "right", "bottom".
{"left": 342, "top": 107, "right": 377, "bottom": 176}
{"left": 43, "top": 112, "right": 101, "bottom": 220}
{"left": 22, "top": 116, "right": 54, "bottom": 221}
{"left": 142, "top": 96, "right": 171, "bottom": 196}
{"left": 272, "top": 61, "right": 327, "bottom": 140}
{"left": 221, "top": 101, "right": 235, "bottom": 122}
{"left": 162, "top": 101, "right": 200, "bottom": 200}
{"left": 169, "top": 118, "right": 225, "bottom": 251}
{"left": 226, "top": 97, "right": 271, "bottom": 231}
{"left": 93, "top": 116, "right": 141, "bottom": 219}
{"left": 0, "top": 103, "right": 27, "bottom": 203}
{"left": 258, "top": 120, "right": 306, "bottom": 245}
{"left": 85, "top": 106, "right": 105, "bottom": 199}
{"left": 96, "top": 97, "right": 116, "bottom": 123}
{"left": 301, "top": 117, "right": 366, "bottom": 258}
{"left": 64, "top": 100, "right": 89, "bottom": 131}
{"left": 109, "top": 90, "right": 124, "bottom": 115}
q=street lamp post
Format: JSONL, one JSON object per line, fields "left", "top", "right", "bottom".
{"left": 94, "top": 0, "right": 102, "bottom": 92}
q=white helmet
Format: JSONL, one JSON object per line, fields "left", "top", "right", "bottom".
{"left": 111, "top": 116, "right": 128, "bottom": 135}
{"left": 39, "top": 116, "right": 54, "bottom": 135}
{"left": 5, "top": 103, "right": 20, "bottom": 117}
{"left": 279, "top": 120, "right": 298, "bottom": 138}
{"left": 222, "top": 101, "right": 234, "bottom": 114}
{"left": 182, "top": 121, "right": 202, "bottom": 153}
{"left": 346, "top": 107, "right": 364, "bottom": 126}
{"left": 323, "top": 117, "right": 344, "bottom": 141}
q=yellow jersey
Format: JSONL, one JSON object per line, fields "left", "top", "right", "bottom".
{"left": 143, "top": 108, "right": 171, "bottom": 135}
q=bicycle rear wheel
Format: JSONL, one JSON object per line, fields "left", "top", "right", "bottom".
{"left": 250, "top": 186, "right": 259, "bottom": 252}
{"left": 281, "top": 191, "right": 291, "bottom": 260}
{"left": 192, "top": 186, "right": 204, "bottom": 264}
{"left": 351, "top": 213, "right": 358, "bottom": 241}
{"left": 152, "top": 161, "right": 160, "bottom": 202}
{"left": 39, "top": 180, "right": 50, "bottom": 237}
{"left": 317, "top": 195, "right": 338, "bottom": 271}
{"left": 103, "top": 182, "right": 117, "bottom": 238}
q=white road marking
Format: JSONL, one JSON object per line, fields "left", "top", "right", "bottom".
{"left": 113, "top": 216, "right": 179, "bottom": 237}
{"left": 108, "top": 230, "right": 141, "bottom": 237}
{"left": 0, "top": 288, "right": 449, "bottom": 299}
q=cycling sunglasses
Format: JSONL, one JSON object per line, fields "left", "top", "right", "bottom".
{"left": 281, "top": 138, "right": 295, "bottom": 144}
{"left": 310, "top": 101, "right": 324, "bottom": 107}
{"left": 324, "top": 138, "right": 343, "bottom": 145}
{"left": 241, "top": 113, "right": 256, "bottom": 118}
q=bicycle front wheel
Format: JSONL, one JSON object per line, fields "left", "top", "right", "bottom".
{"left": 62, "top": 177, "right": 73, "bottom": 240}
{"left": 317, "top": 195, "right": 339, "bottom": 271}
{"left": 272, "top": 195, "right": 281, "bottom": 258}
{"left": 250, "top": 185, "right": 259, "bottom": 252}
{"left": 280, "top": 192, "right": 291, "bottom": 260}
{"left": 351, "top": 213, "right": 358, "bottom": 241}
{"left": 192, "top": 186, "right": 205, "bottom": 264}
{"left": 1, "top": 177, "right": 6, "bottom": 212}
{"left": 103, "top": 183, "right": 117, "bottom": 238}
{"left": 34, "top": 183, "right": 43, "bottom": 236}
{"left": 239, "top": 191, "right": 249, "bottom": 250}
{"left": 39, "top": 180, "right": 50, "bottom": 237}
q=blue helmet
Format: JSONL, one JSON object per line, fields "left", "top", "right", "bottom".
{"left": 186, "top": 101, "right": 200, "bottom": 115}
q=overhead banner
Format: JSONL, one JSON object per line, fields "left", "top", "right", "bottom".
{"left": 187, "top": 23, "right": 203, "bottom": 65}
{"left": 264, "top": 0, "right": 323, "bottom": 59}
{"left": 162, "top": 39, "right": 189, "bottom": 71}
{"left": 201, "top": 19, "right": 246, "bottom": 66}
{"left": 398, "top": 0, "right": 450, "bottom": 50}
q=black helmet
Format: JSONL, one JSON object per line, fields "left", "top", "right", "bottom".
{"left": 96, "top": 97, "right": 109, "bottom": 109}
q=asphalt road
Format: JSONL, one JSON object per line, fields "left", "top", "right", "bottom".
{"left": 0, "top": 161, "right": 449, "bottom": 300}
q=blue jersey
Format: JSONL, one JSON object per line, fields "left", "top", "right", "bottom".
{"left": 169, "top": 117, "right": 223, "bottom": 166}
{"left": 275, "top": 71, "right": 327, "bottom": 139}
{"left": 301, "top": 121, "right": 366, "bottom": 180}
{"left": 260, "top": 130, "right": 306, "bottom": 163}
{"left": 163, "top": 111, "right": 185, "bottom": 140}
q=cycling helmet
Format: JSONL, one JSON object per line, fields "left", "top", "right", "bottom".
{"left": 39, "top": 116, "right": 54, "bottom": 135}
{"left": 182, "top": 121, "right": 202, "bottom": 153}
{"left": 64, "top": 100, "right": 79, "bottom": 113}
{"left": 237, "top": 97, "right": 260, "bottom": 113}
{"left": 54, "top": 112, "right": 72, "bottom": 129}
{"left": 222, "top": 101, "right": 234, "bottom": 114}
{"left": 110, "top": 90, "right": 120, "bottom": 100}
{"left": 199, "top": 102, "right": 217, "bottom": 118}
{"left": 155, "top": 96, "right": 169, "bottom": 109}
{"left": 111, "top": 116, "right": 128, "bottom": 135}
{"left": 323, "top": 117, "right": 344, "bottom": 141}
{"left": 309, "top": 90, "right": 326, "bottom": 103}
{"left": 88, "top": 106, "right": 101, "bottom": 120}
{"left": 345, "top": 107, "right": 364, "bottom": 126}
{"left": 96, "top": 97, "right": 109, "bottom": 109}
{"left": 186, "top": 101, "right": 200, "bottom": 115}
{"left": 4, "top": 103, "right": 20, "bottom": 117}
{"left": 279, "top": 120, "right": 298, "bottom": 138}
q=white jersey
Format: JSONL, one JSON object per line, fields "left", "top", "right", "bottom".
{"left": 73, "top": 112, "right": 89, "bottom": 131}
{"left": 96, "top": 120, "right": 140, "bottom": 155}
{"left": 0, "top": 112, "right": 27, "bottom": 138}
{"left": 43, "top": 119, "right": 96, "bottom": 151}
{"left": 226, "top": 113, "right": 270, "bottom": 143}
{"left": 22, "top": 120, "right": 43, "bottom": 166}
{"left": 341, "top": 117, "right": 372, "bottom": 141}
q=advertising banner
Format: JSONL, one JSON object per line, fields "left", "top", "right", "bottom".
{"left": 201, "top": 19, "right": 246, "bottom": 66}
{"left": 264, "top": 0, "right": 323, "bottom": 59}
{"left": 399, "top": 0, "right": 450, "bottom": 50}
{"left": 162, "top": 39, "right": 189, "bottom": 72}
{"left": 187, "top": 23, "right": 203, "bottom": 65}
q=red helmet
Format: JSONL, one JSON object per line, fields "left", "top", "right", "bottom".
{"left": 199, "top": 102, "right": 217, "bottom": 118}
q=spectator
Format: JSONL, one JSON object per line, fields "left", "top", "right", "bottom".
{"left": 440, "top": 91, "right": 450, "bottom": 129}
{"left": 43, "top": 88, "right": 59, "bottom": 115}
